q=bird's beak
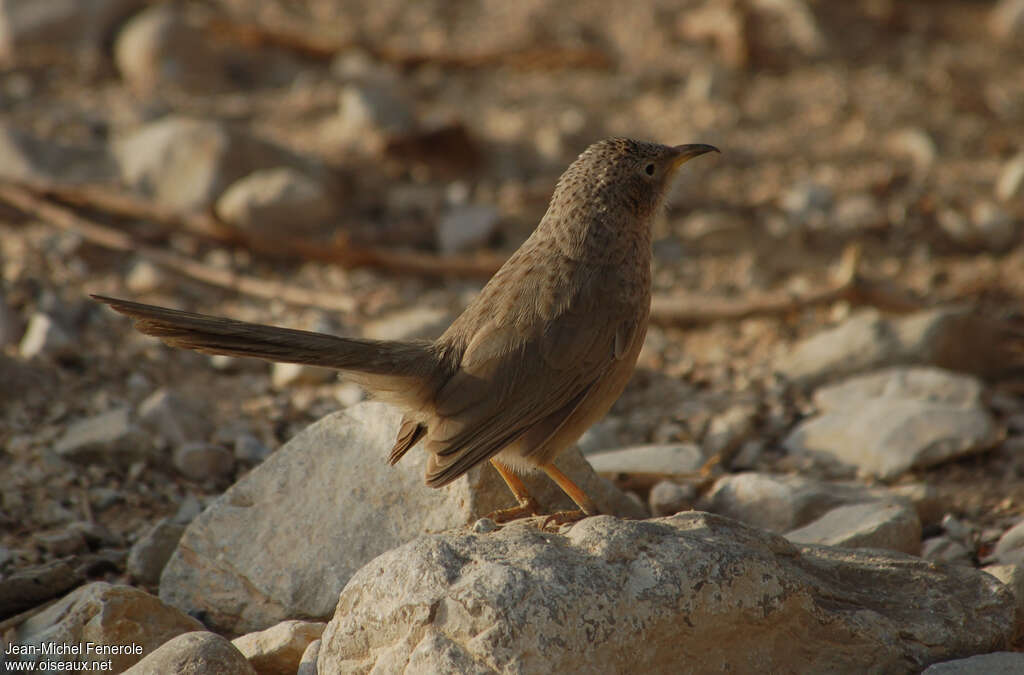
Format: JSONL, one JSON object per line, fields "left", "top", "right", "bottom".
{"left": 670, "top": 143, "right": 720, "bottom": 169}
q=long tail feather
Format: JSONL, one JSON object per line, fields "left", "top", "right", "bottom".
{"left": 92, "top": 295, "right": 438, "bottom": 378}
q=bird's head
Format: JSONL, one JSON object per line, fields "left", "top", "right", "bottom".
{"left": 549, "top": 138, "right": 719, "bottom": 225}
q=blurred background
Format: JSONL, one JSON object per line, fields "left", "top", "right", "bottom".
{"left": 1, "top": 0, "right": 1023, "bottom": 616}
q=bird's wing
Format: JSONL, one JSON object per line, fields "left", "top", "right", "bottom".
{"left": 421, "top": 288, "right": 641, "bottom": 486}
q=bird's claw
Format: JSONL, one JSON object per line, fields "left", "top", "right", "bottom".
{"left": 486, "top": 497, "right": 544, "bottom": 524}
{"left": 540, "top": 509, "right": 591, "bottom": 531}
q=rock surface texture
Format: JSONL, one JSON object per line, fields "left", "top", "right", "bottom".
{"left": 158, "top": 402, "right": 643, "bottom": 633}
{"left": 318, "top": 513, "right": 1013, "bottom": 674}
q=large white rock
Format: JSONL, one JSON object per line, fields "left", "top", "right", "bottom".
{"left": 159, "top": 402, "right": 643, "bottom": 633}
{"left": 319, "top": 513, "right": 1013, "bottom": 673}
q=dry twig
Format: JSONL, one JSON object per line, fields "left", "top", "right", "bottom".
{"left": 35, "top": 182, "right": 233, "bottom": 241}
{"left": 0, "top": 183, "right": 356, "bottom": 312}
{"left": 2, "top": 182, "right": 927, "bottom": 323}
{"left": 7, "top": 181, "right": 508, "bottom": 279}
{"left": 650, "top": 244, "right": 926, "bottom": 325}
{"left": 206, "top": 17, "right": 612, "bottom": 71}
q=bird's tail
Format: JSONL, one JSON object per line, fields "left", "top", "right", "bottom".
{"left": 92, "top": 295, "right": 441, "bottom": 407}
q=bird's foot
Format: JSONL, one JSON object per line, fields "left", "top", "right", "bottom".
{"left": 487, "top": 496, "right": 544, "bottom": 524}
{"left": 540, "top": 509, "right": 593, "bottom": 531}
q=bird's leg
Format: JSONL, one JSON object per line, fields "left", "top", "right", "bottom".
{"left": 486, "top": 459, "right": 544, "bottom": 523}
{"left": 540, "top": 463, "right": 600, "bottom": 528}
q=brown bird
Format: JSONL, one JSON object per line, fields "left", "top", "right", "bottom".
{"left": 93, "top": 138, "right": 718, "bottom": 524}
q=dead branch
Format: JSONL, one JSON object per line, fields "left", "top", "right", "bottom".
{"left": 650, "top": 244, "right": 927, "bottom": 326}
{"left": 13, "top": 181, "right": 508, "bottom": 279}
{"left": 205, "top": 16, "right": 612, "bottom": 71}
{"left": 0, "top": 183, "right": 356, "bottom": 312}
{"left": 285, "top": 233, "right": 506, "bottom": 278}
{"left": 3, "top": 182, "right": 927, "bottom": 322}
{"left": 35, "top": 182, "right": 235, "bottom": 241}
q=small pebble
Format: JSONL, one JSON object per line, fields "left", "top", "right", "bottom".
{"left": 35, "top": 529, "right": 88, "bottom": 556}
{"left": 887, "top": 127, "right": 936, "bottom": 171}
{"left": 125, "top": 259, "right": 164, "bottom": 293}
{"left": 234, "top": 433, "right": 273, "bottom": 464}
{"left": 436, "top": 204, "right": 500, "bottom": 254}
{"left": 649, "top": 480, "right": 697, "bottom": 517}
{"left": 996, "top": 153, "right": 1024, "bottom": 202}
{"left": 18, "top": 312, "right": 73, "bottom": 359}
{"left": 333, "top": 382, "right": 366, "bottom": 408}
{"left": 89, "top": 487, "right": 123, "bottom": 511}
{"left": 941, "top": 513, "right": 974, "bottom": 544}
{"left": 173, "top": 442, "right": 235, "bottom": 481}
{"left": 921, "top": 535, "right": 973, "bottom": 565}
{"left": 473, "top": 518, "right": 498, "bottom": 533}
{"left": 173, "top": 494, "right": 203, "bottom": 524}
{"left": 272, "top": 362, "right": 337, "bottom": 389}
{"left": 990, "top": 0, "right": 1024, "bottom": 41}
{"left": 127, "top": 518, "right": 186, "bottom": 585}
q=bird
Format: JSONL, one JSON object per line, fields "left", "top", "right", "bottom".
{"left": 93, "top": 138, "right": 718, "bottom": 525}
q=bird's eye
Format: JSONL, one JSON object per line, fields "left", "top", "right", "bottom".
{"left": 644, "top": 163, "right": 655, "bottom": 176}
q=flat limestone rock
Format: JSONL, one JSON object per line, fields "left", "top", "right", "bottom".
{"left": 784, "top": 368, "right": 997, "bottom": 480}
{"left": 786, "top": 398, "right": 996, "bottom": 481}
{"left": 775, "top": 307, "right": 1024, "bottom": 387}
{"left": 319, "top": 513, "right": 1013, "bottom": 674}
{"left": 587, "top": 442, "right": 704, "bottom": 475}
{"left": 159, "top": 402, "right": 643, "bottom": 634}
{"left": 701, "top": 472, "right": 935, "bottom": 533}
{"left": 813, "top": 367, "right": 984, "bottom": 410}
{"left": 992, "top": 518, "right": 1024, "bottom": 564}
{"left": 922, "top": 651, "right": 1024, "bottom": 674}
{"left": 785, "top": 501, "right": 922, "bottom": 555}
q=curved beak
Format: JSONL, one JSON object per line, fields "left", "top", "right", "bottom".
{"left": 670, "top": 143, "right": 720, "bottom": 169}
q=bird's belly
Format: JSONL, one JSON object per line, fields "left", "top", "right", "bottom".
{"left": 494, "top": 320, "right": 648, "bottom": 472}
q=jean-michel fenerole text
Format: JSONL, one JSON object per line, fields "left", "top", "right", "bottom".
{"left": 5, "top": 642, "right": 144, "bottom": 657}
